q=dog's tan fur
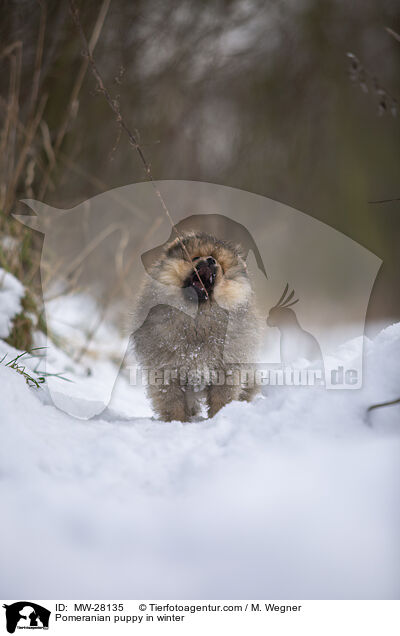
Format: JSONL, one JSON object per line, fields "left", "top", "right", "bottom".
{"left": 131, "top": 232, "right": 261, "bottom": 421}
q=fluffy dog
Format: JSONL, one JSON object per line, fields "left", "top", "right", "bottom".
{"left": 131, "top": 231, "right": 261, "bottom": 421}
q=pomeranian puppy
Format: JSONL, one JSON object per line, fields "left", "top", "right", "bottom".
{"left": 131, "top": 231, "right": 261, "bottom": 421}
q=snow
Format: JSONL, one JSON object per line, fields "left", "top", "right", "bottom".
{"left": 0, "top": 268, "right": 24, "bottom": 338}
{"left": 45, "top": 293, "right": 127, "bottom": 362}
{"left": 0, "top": 282, "right": 399, "bottom": 599}
{"left": 38, "top": 293, "right": 130, "bottom": 418}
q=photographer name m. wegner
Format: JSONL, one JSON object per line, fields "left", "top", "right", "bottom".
{"left": 127, "top": 365, "right": 359, "bottom": 388}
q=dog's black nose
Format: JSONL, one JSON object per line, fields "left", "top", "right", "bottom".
{"left": 184, "top": 256, "right": 217, "bottom": 302}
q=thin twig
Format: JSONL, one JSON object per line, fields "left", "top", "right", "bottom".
{"left": 367, "top": 397, "right": 400, "bottom": 413}
{"left": 68, "top": 0, "right": 208, "bottom": 299}
{"left": 346, "top": 51, "right": 398, "bottom": 116}
{"left": 385, "top": 27, "right": 400, "bottom": 43}
{"left": 366, "top": 396, "right": 400, "bottom": 426}
{"left": 368, "top": 197, "right": 400, "bottom": 204}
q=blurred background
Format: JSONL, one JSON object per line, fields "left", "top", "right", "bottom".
{"left": 1, "top": 0, "right": 399, "bottom": 356}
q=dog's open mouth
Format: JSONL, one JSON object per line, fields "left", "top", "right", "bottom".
{"left": 184, "top": 258, "right": 217, "bottom": 301}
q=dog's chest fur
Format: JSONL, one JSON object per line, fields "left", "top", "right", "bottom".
{"left": 133, "top": 299, "right": 252, "bottom": 369}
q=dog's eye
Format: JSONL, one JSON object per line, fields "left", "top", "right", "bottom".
{"left": 192, "top": 256, "right": 200, "bottom": 261}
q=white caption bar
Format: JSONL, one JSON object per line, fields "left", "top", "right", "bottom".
{"left": 1, "top": 600, "right": 399, "bottom": 635}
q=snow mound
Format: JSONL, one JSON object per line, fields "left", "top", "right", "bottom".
{"left": 0, "top": 268, "right": 24, "bottom": 338}
{"left": 0, "top": 322, "right": 399, "bottom": 600}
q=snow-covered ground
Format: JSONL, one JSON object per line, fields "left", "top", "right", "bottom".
{"left": 0, "top": 273, "right": 399, "bottom": 599}
{"left": 0, "top": 268, "right": 24, "bottom": 339}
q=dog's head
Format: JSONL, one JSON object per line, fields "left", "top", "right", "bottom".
{"left": 152, "top": 232, "right": 252, "bottom": 309}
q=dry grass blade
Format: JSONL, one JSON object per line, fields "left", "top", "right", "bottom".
{"left": 1, "top": 42, "right": 22, "bottom": 210}
{"left": 28, "top": 0, "right": 47, "bottom": 118}
{"left": 40, "top": 120, "right": 56, "bottom": 165}
{"left": 0, "top": 347, "right": 72, "bottom": 388}
{"left": 39, "top": 0, "right": 111, "bottom": 199}
{"left": 4, "top": 93, "right": 48, "bottom": 215}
